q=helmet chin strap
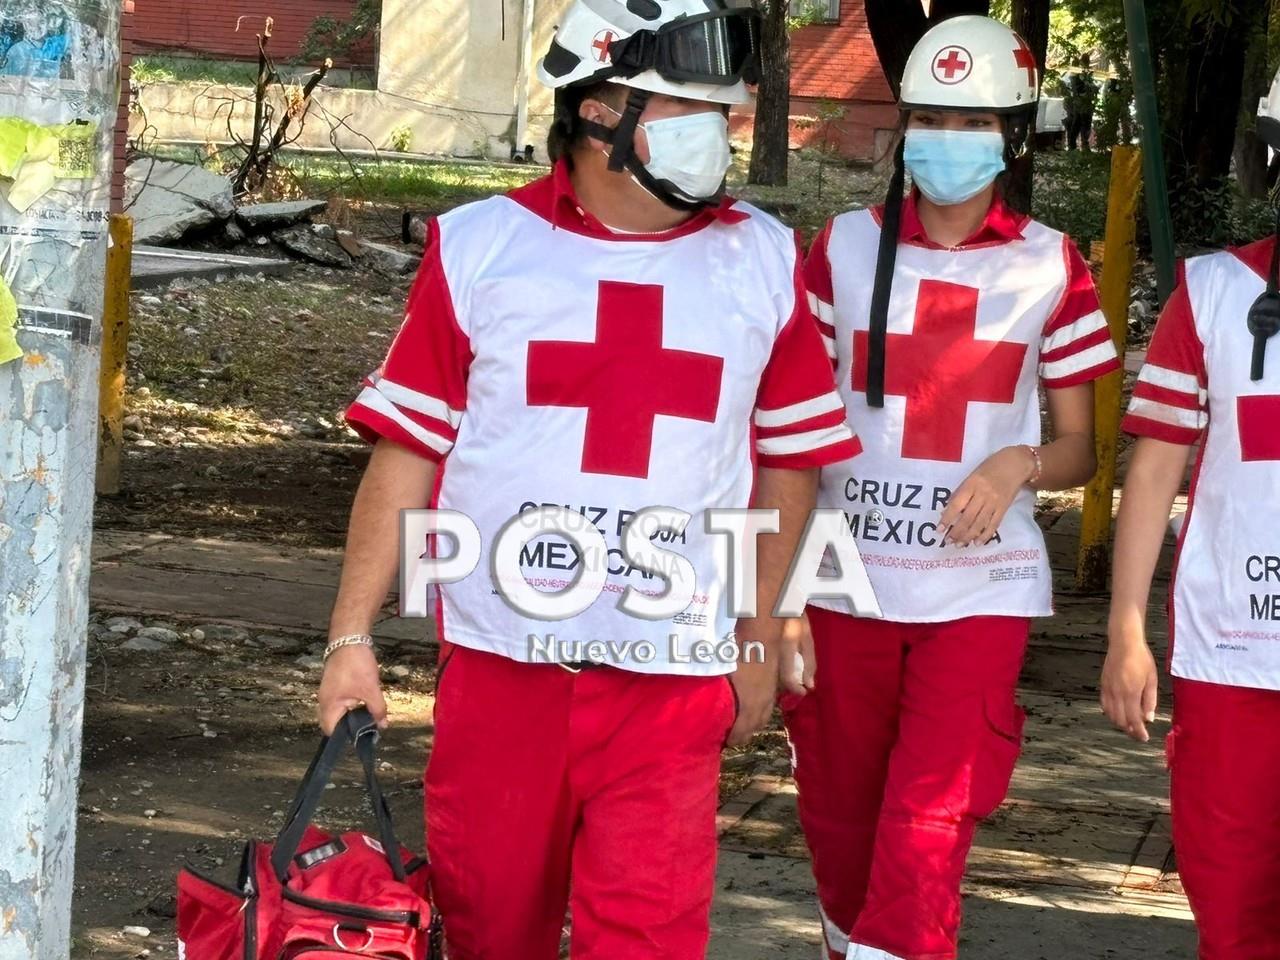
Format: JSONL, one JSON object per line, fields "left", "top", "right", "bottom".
{"left": 865, "top": 137, "right": 907, "bottom": 409}
{"left": 579, "top": 88, "right": 723, "bottom": 213}
{"left": 1246, "top": 205, "right": 1280, "bottom": 381}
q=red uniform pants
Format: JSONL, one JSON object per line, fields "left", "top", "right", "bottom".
{"left": 424, "top": 643, "right": 737, "bottom": 960}
{"left": 1170, "top": 677, "right": 1280, "bottom": 960}
{"left": 783, "top": 607, "right": 1029, "bottom": 960}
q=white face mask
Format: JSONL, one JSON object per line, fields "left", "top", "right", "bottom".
{"left": 605, "top": 105, "right": 732, "bottom": 201}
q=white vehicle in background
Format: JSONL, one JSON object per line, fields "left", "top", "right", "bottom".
{"left": 1037, "top": 96, "right": 1067, "bottom": 133}
{"left": 1035, "top": 96, "right": 1067, "bottom": 147}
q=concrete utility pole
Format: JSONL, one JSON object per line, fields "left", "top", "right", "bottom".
{"left": 0, "top": 2, "right": 122, "bottom": 957}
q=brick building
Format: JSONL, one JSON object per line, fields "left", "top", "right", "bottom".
{"left": 131, "top": 0, "right": 373, "bottom": 69}
{"left": 788, "top": 4, "right": 898, "bottom": 160}
{"left": 130, "top": 0, "right": 898, "bottom": 163}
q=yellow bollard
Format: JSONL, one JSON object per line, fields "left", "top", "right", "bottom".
{"left": 96, "top": 214, "right": 134, "bottom": 496}
{"left": 1077, "top": 146, "right": 1143, "bottom": 591}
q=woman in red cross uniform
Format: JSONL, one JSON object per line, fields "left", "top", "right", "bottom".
{"left": 1101, "top": 66, "right": 1280, "bottom": 960}
{"left": 780, "top": 17, "right": 1120, "bottom": 960}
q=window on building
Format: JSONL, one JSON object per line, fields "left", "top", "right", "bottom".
{"left": 797, "top": 0, "right": 840, "bottom": 24}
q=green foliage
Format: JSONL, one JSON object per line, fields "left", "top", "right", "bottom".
{"left": 389, "top": 125, "right": 413, "bottom": 153}
{"left": 1168, "top": 169, "right": 1276, "bottom": 246}
{"left": 1094, "top": 81, "right": 1129, "bottom": 149}
{"left": 1031, "top": 150, "right": 1112, "bottom": 246}
{"left": 298, "top": 0, "right": 381, "bottom": 65}
{"left": 787, "top": 0, "right": 832, "bottom": 29}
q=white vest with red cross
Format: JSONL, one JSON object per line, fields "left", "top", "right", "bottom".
{"left": 808, "top": 198, "right": 1119, "bottom": 623}
{"left": 346, "top": 166, "right": 859, "bottom": 676}
{"left": 1124, "top": 238, "right": 1280, "bottom": 691}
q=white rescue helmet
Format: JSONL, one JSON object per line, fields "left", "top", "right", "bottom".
{"left": 1257, "top": 63, "right": 1280, "bottom": 150}
{"left": 536, "top": 0, "right": 759, "bottom": 105}
{"left": 899, "top": 15, "right": 1040, "bottom": 114}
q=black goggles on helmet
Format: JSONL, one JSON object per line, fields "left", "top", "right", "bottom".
{"left": 608, "top": 7, "right": 761, "bottom": 86}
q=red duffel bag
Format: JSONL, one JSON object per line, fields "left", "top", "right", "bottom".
{"left": 177, "top": 709, "right": 443, "bottom": 960}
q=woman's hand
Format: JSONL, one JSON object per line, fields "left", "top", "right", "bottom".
{"left": 1101, "top": 624, "right": 1160, "bottom": 743}
{"left": 778, "top": 615, "right": 816, "bottom": 696}
{"left": 941, "top": 445, "right": 1036, "bottom": 546}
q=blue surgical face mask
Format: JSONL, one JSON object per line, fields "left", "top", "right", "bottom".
{"left": 903, "top": 128, "right": 1006, "bottom": 206}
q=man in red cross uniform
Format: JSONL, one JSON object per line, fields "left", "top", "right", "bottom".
{"left": 1102, "top": 65, "right": 1280, "bottom": 960}
{"left": 779, "top": 17, "right": 1118, "bottom": 960}
{"left": 314, "top": 1, "right": 859, "bottom": 957}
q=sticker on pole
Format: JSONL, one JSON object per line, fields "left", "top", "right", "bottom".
{"left": 0, "top": 273, "right": 21, "bottom": 365}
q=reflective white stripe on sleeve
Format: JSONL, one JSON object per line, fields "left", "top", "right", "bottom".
{"left": 1138, "top": 363, "right": 1207, "bottom": 403}
{"left": 818, "top": 902, "right": 850, "bottom": 956}
{"left": 757, "top": 423, "right": 852, "bottom": 457}
{"left": 353, "top": 386, "right": 455, "bottom": 454}
{"left": 1041, "top": 308, "right": 1107, "bottom": 353}
{"left": 754, "top": 392, "right": 844, "bottom": 429}
{"left": 821, "top": 333, "right": 837, "bottom": 360}
{"left": 846, "top": 944, "right": 907, "bottom": 960}
{"left": 806, "top": 291, "right": 836, "bottom": 326}
{"left": 1128, "top": 396, "right": 1207, "bottom": 430}
{"left": 1040, "top": 340, "right": 1117, "bottom": 381}
{"left": 370, "top": 373, "right": 464, "bottom": 428}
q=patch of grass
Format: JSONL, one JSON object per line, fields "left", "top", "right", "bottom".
{"left": 131, "top": 54, "right": 375, "bottom": 90}
{"left": 282, "top": 154, "right": 542, "bottom": 207}
{"left": 131, "top": 55, "right": 264, "bottom": 88}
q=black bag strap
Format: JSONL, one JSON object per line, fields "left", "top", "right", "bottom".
{"left": 866, "top": 138, "right": 907, "bottom": 409}
{"left": 271, "top": 709, "right": 407, "bottom": 883}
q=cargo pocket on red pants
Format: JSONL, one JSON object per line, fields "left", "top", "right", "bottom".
{"left": 969, "top": 693, "right": 1026, "bottom": 820}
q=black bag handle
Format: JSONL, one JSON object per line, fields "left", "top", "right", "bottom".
{"left": 271, "top": 709, "right": 407, "bottom": 883}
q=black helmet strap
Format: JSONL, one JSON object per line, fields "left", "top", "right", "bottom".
{"left": 578, "top": 87, "right": 718, "bottom": 213}
{"left": 866, "top": 138, "right": 907, "bottom": 409}
{"left": 1246, "top": 206, "right": 1280, "bottom": 381}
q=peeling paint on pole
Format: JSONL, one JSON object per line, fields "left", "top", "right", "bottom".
{"left": 0, "top": 1, "right": 120, "bottom": 957}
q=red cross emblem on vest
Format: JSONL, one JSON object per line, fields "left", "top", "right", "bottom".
{"left": 932, "top": 46, "right": 972, "bottom": 85}
{"left": 852, "top": 280, "right": 1027, "bottom": 462}
{"left": 1239, "top": 395, "right": 1280, "bottom": 461}
{"left": 526, "top": 281, "right": 724, "bottom": 479}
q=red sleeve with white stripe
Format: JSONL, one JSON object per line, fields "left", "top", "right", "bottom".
{"left": 345, "top": 219, "right": 472, "bottom": 462}
{"left": 804, "top": 221, "right": 838, "bottom": 367}
{"left": 753, "top": 234, "right": 861, "bottom": 470}
{"left": 1121, "top": 281, "right": 1208, "bottom": 445}
{"left": 1038, "top": 238, "right": 1122, "bottom": 388}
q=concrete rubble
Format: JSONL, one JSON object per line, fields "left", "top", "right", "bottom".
{"left": 125, "top": 158, "right": 423, "bottom": 279}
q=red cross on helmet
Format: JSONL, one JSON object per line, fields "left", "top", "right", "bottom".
{"left": 536, "top": 0, "right": 761, "bottom": 106}
{"left": 900, "top": 16, "right": 1039, "bottom": 115}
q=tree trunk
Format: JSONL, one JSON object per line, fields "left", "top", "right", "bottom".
{"left": 1161, "top": 2, "right": 1262, "bottom": 192}
{"left": 747, "top": 0, "right": 790, "bottom": 186}
{"left": 1234, "top": 1, "right": 1271, "bottom": 199}
{"left": 864, "top": 0, "right": 926, "bottom": 99}
{"left": 931, "top": 0, "right": 990, "bottom": 18}
{"left": 863, "top": 1, "right": 989, "bottom": 100}
{"left": 1004, "top": 0, "right": 1050, "bottom": 214}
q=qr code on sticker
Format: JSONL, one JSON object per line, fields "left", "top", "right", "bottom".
{"left": 56, "top": 137, "right": 95, "bottom": 179}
